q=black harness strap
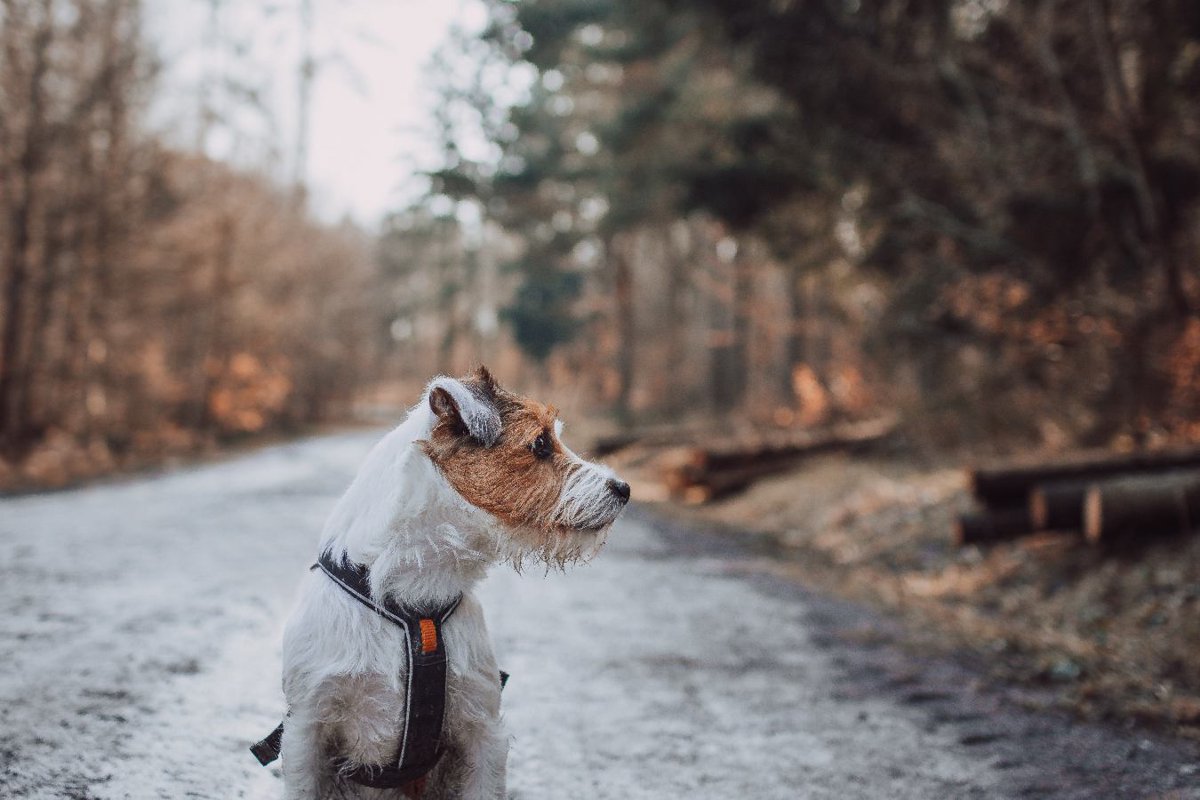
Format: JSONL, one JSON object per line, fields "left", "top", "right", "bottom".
{"left": 250, "top": 551, "right": 462, "bottom": 790}
{"left": 250, "top": 722, "right": 283, "bottom": 767}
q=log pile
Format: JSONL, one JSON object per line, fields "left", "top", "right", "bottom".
{"left": 954, "top": 508, "right": 1037, "bottom": 546}
{"left": 591, "top": 426, "right": 699, "bottom": 458}
{"left": 656, "top": 417, "right": 896, "bottom": 503}
{"left": 1083, "top": 472, "right": 1200, "bottom": 546}
{"left": 955, "top": 447, "right": 1200, "bottom": 547}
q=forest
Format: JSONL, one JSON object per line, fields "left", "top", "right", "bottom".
{"left": 2, "top": 0, "right": 1199, "bottom": 487}
{"left": 0, "top": 0, "right": 378, "bottom": 486}
{"left": 392, "top": 0, "right": 1200, "bottom": 449}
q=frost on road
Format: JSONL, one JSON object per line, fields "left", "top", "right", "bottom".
{"left": 1, "top": 431, "right": 1197, "bottom": 799}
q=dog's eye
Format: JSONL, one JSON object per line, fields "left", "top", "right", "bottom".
{"left": 530, "top": 434, "right": 552, "bottom": 459}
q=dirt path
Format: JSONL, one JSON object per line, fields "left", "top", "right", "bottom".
{"left": 0, "top": 431, "right": 1196, "bottom": 799}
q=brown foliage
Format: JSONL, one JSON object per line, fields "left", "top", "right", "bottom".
{"left": 0, "top": 0, "right": 380, "bottom": 487}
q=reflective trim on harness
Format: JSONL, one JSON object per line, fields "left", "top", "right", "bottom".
{"left": 249, "top": 550, "right": 462, "bottom": 790}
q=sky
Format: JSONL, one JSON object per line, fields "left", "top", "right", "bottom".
{"left": 146, "top": 0, "right": 488, "bottom": 227}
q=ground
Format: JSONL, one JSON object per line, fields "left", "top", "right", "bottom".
{"left": 0, "top": 431, "right": 1198, "bottom": 799}
{"left": 641, "top": 451, "right": 1200, "bottom": 733}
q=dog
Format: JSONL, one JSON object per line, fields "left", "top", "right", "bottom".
{"left": 277, "top": 367, "right": 630, "bottom": 799}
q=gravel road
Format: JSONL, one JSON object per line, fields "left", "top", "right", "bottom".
{"left": 1, "top": 430, "right": 1197, "bottom": 799}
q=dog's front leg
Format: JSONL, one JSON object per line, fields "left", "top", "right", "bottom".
{"left": 280, "top": 708, "right": 327, "bottom": 800}
{"left": 456, "top": 718, "right": 509, "bottom": 800}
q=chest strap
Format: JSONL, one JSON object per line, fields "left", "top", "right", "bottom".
{"left": 250, "top": 551, "right": 462, "bottom": 790}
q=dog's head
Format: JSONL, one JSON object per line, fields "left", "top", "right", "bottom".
{"left": 418, "top": 366, "right": 630, "bottom": 565}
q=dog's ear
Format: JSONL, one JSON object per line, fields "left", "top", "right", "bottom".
{"left": 468, "top": 364, "right": 499, "bottom": 400}
{"left": 426, "top": 376, "right": 501, "bottom": 446}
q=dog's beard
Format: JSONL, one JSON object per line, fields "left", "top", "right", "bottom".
{"left": 475, "top": 465, "right": 628, "bottom": 573}
{"left": 496, "top": 469, "right": 623, "bottom": 571}
{"left": 496, "top": 523, "right": 611, "bottom": 573}
{"left": 555, "top": 467, "right": 625, "bottom": 532}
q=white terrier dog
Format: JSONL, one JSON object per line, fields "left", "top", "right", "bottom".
{"left": 273, "top": 367, "right": 629, "bottom": 799}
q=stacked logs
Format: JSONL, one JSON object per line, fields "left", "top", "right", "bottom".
{"left": 955, "top": 447, "right": 1200, "bottom": 547}
{"left": 657, "top": 417, "right": 896, "bottom": 503}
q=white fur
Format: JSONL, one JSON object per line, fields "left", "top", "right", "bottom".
{"left": 553, "top": 441, "right": 623, "bottom": 533}
{"left": 427, "top": 376, "right": 501, "bottom": 447}
{"left": 279, "top": 378, "right": 626, "bottom": 799}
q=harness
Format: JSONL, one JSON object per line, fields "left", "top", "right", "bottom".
{"left": 251, "top": 551, "right": 466, "bottom": 790}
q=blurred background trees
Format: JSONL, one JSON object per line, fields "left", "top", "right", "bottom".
{"left": 0, "top": 0, "right": 376, "bottom": 484}
{"left": 402, "top": 0, "right": 1199, "bottom": 448}
{"left": 1, "top": 0, "right": 1198, "bottom": 486}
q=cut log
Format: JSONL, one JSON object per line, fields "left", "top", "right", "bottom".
{"left": 1028, "top": 481, "right": 1090, "bottom": 531}
{"left": 694, "top": 416, "right": 897, "bottom": 472}
{"left": 970, "top": 446, "right": 1200, "bottom": 507}
{"left": 590, "top": 427, "right": 694, "bottom": 457}
{"left": 590, "top": 433, "right": 641, "bottom": 457}
{"left": 688, "top": 459, "right": 803, "bottom": 500}
{"left": 1082, "top": 471, "right": 1200, "bottom": 546}
{"left": 655, "top": 446, "right": 707, "bottom": 494}
{"left": 658, "top": 417, "right": 897, "bottom": 502}
{"left": 954, "top": 507, "right": 1035, "bottom": 546}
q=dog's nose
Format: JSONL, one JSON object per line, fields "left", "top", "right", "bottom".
{"left": 607, "top": 479, "right": 631, "bottom": 503}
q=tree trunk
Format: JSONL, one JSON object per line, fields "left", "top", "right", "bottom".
{"left": 708, "top": 304, "right": 737, "bottom": 413}
{"left": 78, "top": 0, "right": 133, "bottom": 443}
{"left": 1087, "top": 0, "right": 1188, "bottom": 318}
{"left": 708, "top": 234, "right": 746, "bottom": 413}
{"left": 782, "top": 266, "right": 805, "bottom": 402}
{"left": 18, "top": 195, "right": 65, "bottom": 438}
{"left": 612, "top": 233, "right": 635, "bottom": 425}
{"left": 663, "top": 226, "right": 688, "bottom": 414}
{"left": 193, "top": 214, "right": 236, "bottom": 434}
{"left": 731, "top": 246, "right": 751, "bottom": 404}
{"left": 293, "top": 0, "right": 314, "bottom": 206}
{"left": 0, "top": 9, "right": 53, "bottom": 455}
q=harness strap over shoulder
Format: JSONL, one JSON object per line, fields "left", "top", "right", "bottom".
{"left": 250, "top": 550, "right": 462, "bottom": 790}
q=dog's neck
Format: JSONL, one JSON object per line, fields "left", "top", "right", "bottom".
{"left": 319, "top": 405, "right": 503, "bottom": 607}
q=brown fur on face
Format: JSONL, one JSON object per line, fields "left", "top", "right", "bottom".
{"left": 419, "top": 367, "right": 581, "bottom": 537}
